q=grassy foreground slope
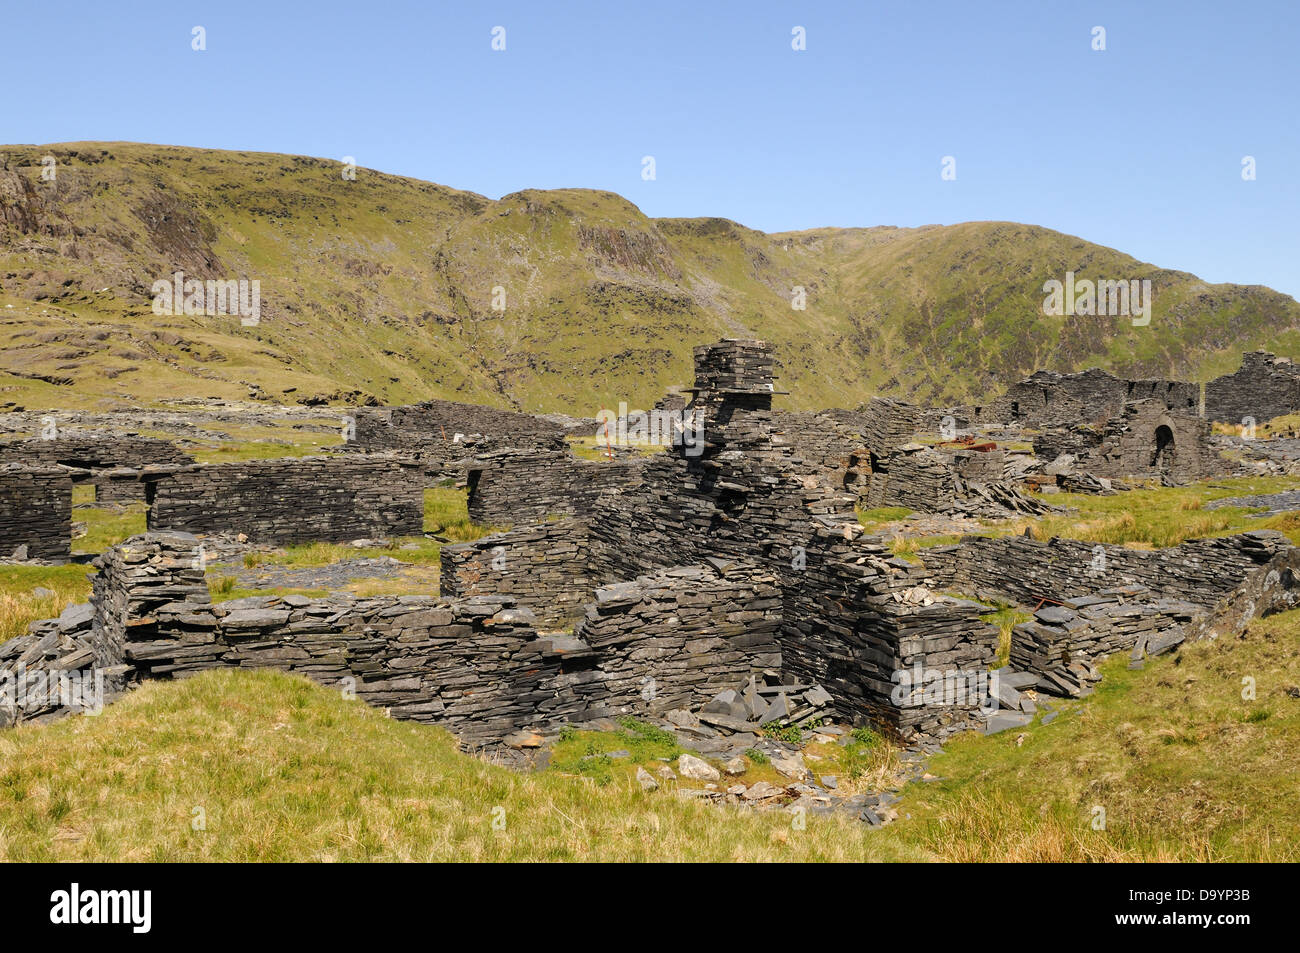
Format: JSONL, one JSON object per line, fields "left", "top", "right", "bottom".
{"left": 3, "top": 142, "right": 1299, "bottom": 414}
{"left": 0, "top": 670, "right": 919, "bottom": 862}
{"left": 1, "top": 604, "right": 1295, "bottom": 862}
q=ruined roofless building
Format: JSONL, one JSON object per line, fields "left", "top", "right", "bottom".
{"left": 1033, "top": 399, "right": 1224, "bottom": 483}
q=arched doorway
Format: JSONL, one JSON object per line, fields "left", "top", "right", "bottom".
{"left": 1152, "top": 424, "right": 1175, "bottom": 473}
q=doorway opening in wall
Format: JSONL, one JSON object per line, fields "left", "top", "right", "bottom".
{"left": 1152, "top": 425, "right": 1175, "bottom": 473}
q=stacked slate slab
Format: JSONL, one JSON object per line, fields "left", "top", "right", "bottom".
{"left": 465, "top": 448, "right": 645, "bottom": 526}
{"left": 0, "top": 464, "right": 72, "bottom": 561}
{"left": 1010, "top": 589, "right": 1201, "bottom": 695}
{"left": 923, "top": 530, "right": 1288, "bottom": 610}
{"left": 144, "top": 457, "right": 424, "bottom": 544}
{"left": 440, "top": 518, "right": 600, "bottom": 626}
{"left": 0, "top": 600, "right": 117, "bottom": 726}
{"left": 573, "top": 563, "right": 782, "bottom": 714}
{"left": 778, "top": 519, "right": 1000, "bottom": 744}
{"left": 0, "top": 434, "right": 194, "bottom": 503}
{"left": 7, "top": 533, "right": 787, "bottom": 745}
{"left": 859, "top": 445, "right": 961, "bottom": 511}
{"left": 852, "top": 443, "right": 1050, "bottom": 517}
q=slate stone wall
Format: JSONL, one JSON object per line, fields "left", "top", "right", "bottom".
{"left": 440, "top": 518, "right": 599, "bottom": 627}
{"left": 981, "top": 368, "right": 1199, "bottom": 427}
{"left": 465, "top": 449, "right": 645, "bottom": 526}
{"left": 0, "top": 435, "right": 194, "bottom": 504}
{"left": 1033, "top": 400, "right": 1225, "bottom": 482}
{"left": 922, "top": 530, "right": 1288, "bottom": 609}
{"left": 858, "top": 446, "right": 961, "bottom": 512}
{"left": 1010, "top": 588, "right": 1201, "bottom": 694}
{"left": 778, "top": 524, "right": 1000, "bottom": 744}
{"left": 145, "top": 457, "right": 424, "bottom": 544}
{"left": 1203, "top": 351, "right": 1300, "bottom": 425}
{"left": 0, "top": 434, "right": 194, "bottom": 470}
{"left": 572, "top": 563, "right": 783, "bottom": 714}
{"left": 0, "top": 465, "right": 72, "bottom": 561}
{"left": 32, "top": 534, "right": 784, "bottom": 746}
{"left": 349, "top": 399, "right": 565, "bottom": 451}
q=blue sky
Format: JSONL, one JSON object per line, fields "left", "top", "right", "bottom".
{"left": 4, "top": 0, "right": 1297, "bottom": 297}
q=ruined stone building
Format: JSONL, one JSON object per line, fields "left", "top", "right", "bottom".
{"left": 1033, "top": 400, "right": 1225, "bottom": 483}
{"left": 0, "top": 434, "right": 194, "bottom": 501}
{"left": 1203, "top": 351, "right": 1300, "bottom": 426}
{"left": 968, "top": 351, "right": 1300, "bottom": 429}
{"left": 4, "top": 339, "right": 1298, "bottom": 755}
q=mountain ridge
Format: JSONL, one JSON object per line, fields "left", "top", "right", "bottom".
{"left": 2, "top": 141, "right": 1297, "bottom": 415}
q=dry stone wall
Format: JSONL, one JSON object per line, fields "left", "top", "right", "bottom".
{"left": 1204, "top": 351, "right": 1300, "bottom": 425}
{"left": 8, "top": 533, "right": 787, "bottom": 745}
{"left": 465, "top": 449, "right": 645, "bottom": 526}
{"left": 146, "top": 457, "right": 424, "bottom": 544}
{"left": 0, "top": 465, "right": 72, "bottom": 561}
{"left": 1011, "top": 589, "right": 1201, "bottom": 695}
{"left": 0, "top": 434, "right": 194, "bottom": 504}
{"left": 981, "top": 368, "right": 1199, "bottom": 427}
{"left": 440, "top": 518, "right": 599, "bottom": 627}
{"left": 778, "top": 522, "right": 1000, "bottom": 744}
{"left": 923, "top": 530, "right": 1288, "bottom": 609}
{"left": 572, "top": 563, "right": 782, "bottom": 714}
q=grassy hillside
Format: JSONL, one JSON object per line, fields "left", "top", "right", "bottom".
{"left": 3, "top": 142, "right": 1299, "bottom": 415}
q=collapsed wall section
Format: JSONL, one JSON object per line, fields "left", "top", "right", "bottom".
{"left": 0, "top": 464, "right": 72, "bottom": 561}
{"left": 1010, "top": 588, "right": 1201, "bottom": 695}
{"left": 145, "top": 457, "right": 424, "bottom": 544}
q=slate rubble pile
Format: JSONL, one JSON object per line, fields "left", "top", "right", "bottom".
{"left": 1010, "top": 588, "right": 1201, "bottom": 695}
{"left": 0, "top": 601, "right": 123, "bottom": 726}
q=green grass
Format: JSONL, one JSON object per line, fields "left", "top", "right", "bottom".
{"left": 881, "top": 608, "right": 1300, "bottom": 860}
{"left": 980, "top": 606, "right": 1033, "bottom": 668}
{"left": 549, "top": 718, "right": 683, "bottom": 785}
{"left": 1001, "top": 474, "right": 1300, "bottom": 549}
{"left": 855, "top": 506, "right": 914, "bottom": 531}
{"left": 73, "top": 502, "right": 147, "bottom": 555}
{"left": 0, "top": 669, "right": 920, "bottom": 862}
{"left": 3, "top": 597, "right": 1298, "bottom": 860}
{"left": 237, "top": 486, "right": 498, "bottom": 579}
{"left": 0, "top": 565, "right": 95, "bottom": 645}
